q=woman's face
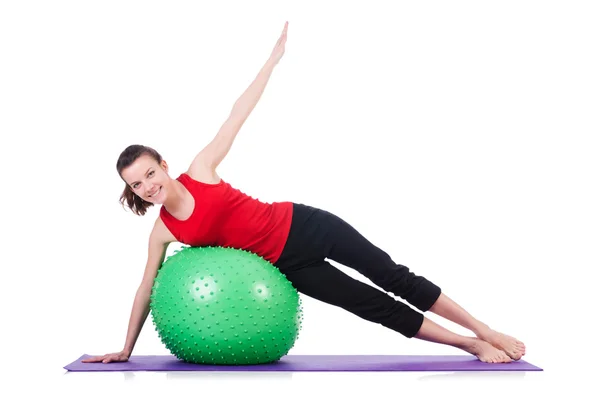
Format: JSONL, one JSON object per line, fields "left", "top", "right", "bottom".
{"left": 121, "top": 155, "right": 170, "bottom": 204}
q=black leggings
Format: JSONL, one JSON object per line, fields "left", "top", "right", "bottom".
{"left": 274, "top": 203, "right": 442, "bottom": 338}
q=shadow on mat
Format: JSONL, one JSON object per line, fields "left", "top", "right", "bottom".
{"left": 418, "top": 371, "right": 528, "bottom": 381}
{"left": 122, "top": 371, "right": 293, "bottom": 381}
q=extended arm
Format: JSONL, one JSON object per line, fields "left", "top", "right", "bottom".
{"left": 82, "top": 220, "right": 174, "bottom": 363}
{"left": 200, "top": 59, "right": 278, "bottom": 169}
{"left": 189, "top": 22, "right": 288, "bottom": 173}
{"left": 122, "top": 225, "right": 172, "bottom": 356}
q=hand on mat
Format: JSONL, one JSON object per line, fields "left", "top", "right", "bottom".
{"left": 82, "top": 350, "right": 130, "bottom": 364}
{"left": 269, "top": 21, "right": 288, "bottom": 65}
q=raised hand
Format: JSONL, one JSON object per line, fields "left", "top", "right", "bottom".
{"left": 269, "top": 21, "right": 288, "bottom": 65}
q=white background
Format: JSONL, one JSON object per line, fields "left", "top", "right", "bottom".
{"left": 1, "top": 0, "right": 598, "bottom": 395}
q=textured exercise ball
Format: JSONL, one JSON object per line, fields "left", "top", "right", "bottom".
{"left": 150, "top": 246, "right": 303, "bottom": 365}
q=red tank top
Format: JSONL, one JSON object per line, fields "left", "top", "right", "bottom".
{"left": 159, "top": 173, "right": 293, "bottom": 264}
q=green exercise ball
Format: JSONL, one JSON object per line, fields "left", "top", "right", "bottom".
{"left": 150, "top": 246, "right": 303, "bottom": 365}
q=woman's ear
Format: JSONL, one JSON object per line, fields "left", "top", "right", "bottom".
{"left": 160, "top": 159, "right": 169, "bottom": 172}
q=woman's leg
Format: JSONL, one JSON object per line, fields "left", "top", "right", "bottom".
{"left": 307, "top": 206, "right": 526, "bottom": 360}
{"left": 287, "top": 206, "right": 443, "bottom": 313}
{"left": 283, "top": 259, "right": 512, "bottom": 363}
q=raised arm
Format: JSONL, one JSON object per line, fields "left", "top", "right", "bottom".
{"left": 188, "top": 22, "right": 288, "bottom": 175}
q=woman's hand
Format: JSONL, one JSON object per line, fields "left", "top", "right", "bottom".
{"left": 81, "top": 350, "right": 130, "bottom": 364}
{"left": 269, "top": 21, "right": 288, "bottom": 65}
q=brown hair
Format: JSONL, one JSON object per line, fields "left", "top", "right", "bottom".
{"left": 116, "top": 144, "right": 163, "bottom": 216}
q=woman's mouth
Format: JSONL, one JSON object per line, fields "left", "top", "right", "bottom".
{"left": 148, "top": 187, "right": 162, "bottom": 198}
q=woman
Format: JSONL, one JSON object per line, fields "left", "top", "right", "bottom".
{"left": 83, "top": 22, "right": 525, "bottom": 365}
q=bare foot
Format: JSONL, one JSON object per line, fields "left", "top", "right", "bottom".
{"left": 478, "top": 328, "right": 526, "bottom": 360}
{"left": 463, "top": 338, "right": 512, "bottom": 363}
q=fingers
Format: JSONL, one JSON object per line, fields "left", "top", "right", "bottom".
{"left": 82, "top": 355, "right": 106, "bottom": 363}
{"left": 274, "top": 22, "right": 288, "bottom": 47}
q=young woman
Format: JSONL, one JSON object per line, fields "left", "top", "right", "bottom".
{"left": 83, "top": 22, "right": 525, "bottom": 365}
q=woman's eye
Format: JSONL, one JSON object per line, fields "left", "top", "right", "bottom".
{"left": 149, "top": 171, "right": 155, "bottom": 176}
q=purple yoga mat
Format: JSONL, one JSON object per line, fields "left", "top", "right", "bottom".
{"left": 65, "top": 354, "right": 542, "bottom": 372}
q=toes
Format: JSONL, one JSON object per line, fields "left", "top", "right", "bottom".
{"left": 517, "top": 348, "right": 525, "bottom": 357}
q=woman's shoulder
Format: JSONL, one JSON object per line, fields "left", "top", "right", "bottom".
{"left": 183, "top": 165, "right": 223, "bottom": 185}
{"left": 151, "top": 216, "right": 178, "bottom": 244}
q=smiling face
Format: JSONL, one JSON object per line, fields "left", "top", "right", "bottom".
{"left": 120, "top": 154, "right": 171, "bottom": 205}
